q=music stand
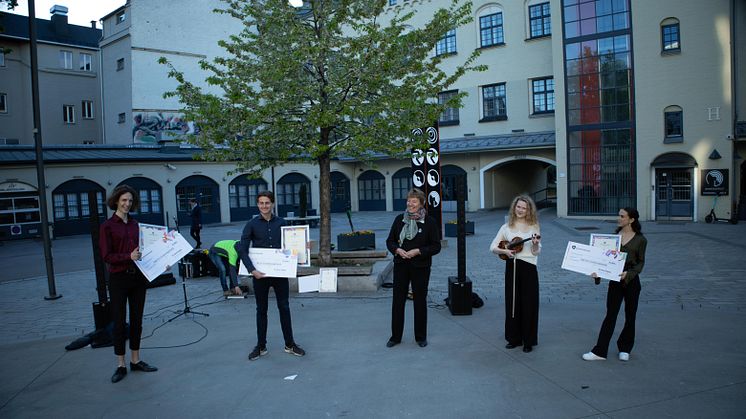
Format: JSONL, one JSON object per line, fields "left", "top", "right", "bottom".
{"left": 168, "top": 259, "right": 209, "bottom": 322}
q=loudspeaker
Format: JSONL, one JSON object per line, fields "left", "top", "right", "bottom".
{"left": 92, "top": 301, "right": 111, "bottom": 330}
{"left": 448, "top": 276, "right": 472, "bottom": 315}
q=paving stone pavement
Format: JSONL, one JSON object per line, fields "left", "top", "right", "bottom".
{"left": 1, "top": 208, "right": 745, "bottom": 418}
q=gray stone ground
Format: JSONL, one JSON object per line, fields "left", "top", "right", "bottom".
{"left": 1, "top": 208, "right": 745, "bottom": 418}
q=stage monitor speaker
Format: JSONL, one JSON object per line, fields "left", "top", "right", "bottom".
{"left": 448, "top": 276, "right": 472, "bottom": 315}
{"left": 147, "top": 272, "right": 176, "bottom": 289}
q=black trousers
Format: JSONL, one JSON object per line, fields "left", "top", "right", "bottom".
{"left": 190, "top": 225, "right": 201, "bottom": 247}
{"left": 109, "top": 270, "right": 148, "bottom": 356}
{"left": 592, "top": 277, "right": 641, "bottom": 358}
{"left": 252, "top": 277, "right": 294, "bottom": 347}
{"left": 391, "top": 263, "right": 430, "bottom": 343}
{"left": 504, "top": 259, "right": 539, "bottom": 346}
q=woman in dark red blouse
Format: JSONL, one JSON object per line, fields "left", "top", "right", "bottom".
{"left": 99, "top": 185, "right": 158, "bottom": 383}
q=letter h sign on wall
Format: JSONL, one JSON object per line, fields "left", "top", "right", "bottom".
{"left": 411, "top": 125, "right": 442, "bottom": 238}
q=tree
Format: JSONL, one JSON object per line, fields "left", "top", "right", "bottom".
{"left": 161, "top": 0, "right": 485, "bottom": 266}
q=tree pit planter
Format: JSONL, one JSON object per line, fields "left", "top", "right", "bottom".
{"left": 337, "top": 233, "right": 375, "bottom": 251}
{"left": 444, "top": 221, "right": 475, "bottom": 237}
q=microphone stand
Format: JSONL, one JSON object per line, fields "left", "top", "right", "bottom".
{"left": 168, "top": 259, "right": 209, "bottom": 322}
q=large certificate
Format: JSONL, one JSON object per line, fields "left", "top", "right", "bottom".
{"left": 281, "top": 225, "right": 310, "bottom": 267}
{"left": 590, "top": 234, "right": 621, "bottom": 252}
{"left": 561, "top": 241, "right": 627, "bottom": 281}
{"left": 135, "top": 225, "right": 193, "bottom": 282}
{"left": 238, "top": 248, "right": 298, "bottom": 278}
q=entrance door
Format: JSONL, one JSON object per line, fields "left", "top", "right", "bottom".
{"left": 330, "top": 172, "right": 351, "bottom": 213}
{"left": 655, "top": 168, "right": 693, "bottom": 220}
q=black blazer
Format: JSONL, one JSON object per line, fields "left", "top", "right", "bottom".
{"left": 386, "top": 214, "right": 441, "bottom": 268}
{"left": 190, "top": 204, "right": 202, "bottom": 227}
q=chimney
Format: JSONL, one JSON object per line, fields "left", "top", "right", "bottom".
{"left": 91, "top": 20, "right": 97, "bottom": 29}
{"left": 50, "top": 5, "right": 69, "bottom": 36}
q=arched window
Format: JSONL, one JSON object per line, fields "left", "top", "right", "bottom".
{"left": 661, "top": 17, "right": 680, "bottom": 53}
{"left": 476, "top": 4, "right": 505, "bottom": 48}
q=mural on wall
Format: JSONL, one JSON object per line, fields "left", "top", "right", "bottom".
{"left": 132, "top": 112, "right": 200, "bottom": 143}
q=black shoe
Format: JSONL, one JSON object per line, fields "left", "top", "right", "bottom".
{"left": 111, "top": 366, "right": 127, "bottom": 383}
{"left": 248, "top": 345, "right": 268, "bottom": 361}
{"left": 417, "top": 340, "right": 428, "bottom": 348}
{"left": 523, "top": 345, "right": 533, "bottom": 353}
{"left": 505, "top": 343, "right": 520, "bottom": 349}
{"left": 284, "top": 343, "right": 306, "bottom": 357}
{"left": 130, "top": 361, "right": 158, "bottom": 372}
{"left": 386, "top": 340, "right": 400, "bottom": 348}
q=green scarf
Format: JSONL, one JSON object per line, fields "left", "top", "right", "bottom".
{"left": 398, "top": 208, "right": 427, "bottom": 246}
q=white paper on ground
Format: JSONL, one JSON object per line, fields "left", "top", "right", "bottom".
{"left": 284, "top": 374, "right": 298, "bottom": 380}
{"left": 298, "top": 274, "right": 320, "bottom": 293}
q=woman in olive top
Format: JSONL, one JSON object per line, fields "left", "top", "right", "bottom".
{"left": 583, "top": 207, "right": 648, "bottom": 362}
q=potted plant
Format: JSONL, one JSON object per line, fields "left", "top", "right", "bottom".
{"left": 337, "top": 209, "right": 375, "bottom": 250}
{"left": 444, "top": 219, "right": 474, "bottom": 237}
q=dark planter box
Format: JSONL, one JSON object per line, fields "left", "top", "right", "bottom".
{"left": 444, "top": 221, "right": 475, "bottom": 237}
{"left": 337, "top": 233, "right": 376, "bottom": 251}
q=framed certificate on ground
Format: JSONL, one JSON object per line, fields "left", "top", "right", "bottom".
{"left": 590, "top": 234, "right": 621, "bottom": 252}
{"left": 319, "top": 268, "right": 338, "bottom": 293}
{"left": 281, "top": 225, "right": 310, "bottom": 267}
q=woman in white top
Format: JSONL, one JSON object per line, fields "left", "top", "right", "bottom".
{"left": 490, "top": 195, "right": 542, "bottom": 353}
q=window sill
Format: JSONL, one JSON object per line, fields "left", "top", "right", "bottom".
{"left": 438, "top": 120, "right": 460, "bottom": 127}
{"left": 530, "top": 111, "right": 554, "bottom": 118}
{"left": 525, "top": 34, "right": 551, "bottom": 42}
{"left": 435, "top": 52, "right": 458, "bottom": 58}
{"left": 664, "top": 136, "right": 683, "bottom": 144}
{"left": 476, "top": 43, "right": 506, "bottom": 51}
{"left": 479, "top": 115, "right": 507, "bottom": 123}
{"left": 661, "top": 49, "right": 681, "bottom": 56}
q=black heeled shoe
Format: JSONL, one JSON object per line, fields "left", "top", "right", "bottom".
{"left": 505, "top": 343, "right": 520, "bottom": 349}
{"left": 522, "top": 345, "right": 533, "bottom": 353}
{"left": 386, "top": 340, "right": 400, "bottom": 348}
{"left": 417, "top": 340, "right": 428, "bottom": 348}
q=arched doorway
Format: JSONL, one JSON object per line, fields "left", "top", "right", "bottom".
{"left": 52, "top": 179, "right": 105, "bottom": 237}
{"left": 175, "top": 175, "right": 221, "bottom": 226}
{"left": 330, "top": 171, "right": 351, "bottom": 213}
{"left": 229, "top": 175, "right": 268, "bottom": 221}
{"left": 652, "top": 152, "right": 695, "bottom": 221}
{"left": 276, "top": 173, "right": 312, "bottom": 217}
{"left": 480, "top": 156, "right": 557, "bottom": 210}
{"left": 441, "top": 165, "right": 467, "bottom": 212}
{"left": 118, "top": 177, "right": 164, "bottom": 226}
{"left": 358, "top": 170, "right": 386, "bottom": 211}
{"left": 392, "top": 167, "right": 412, "bottom": 211}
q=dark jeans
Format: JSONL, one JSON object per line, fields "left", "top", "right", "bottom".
{"left": 592, "top": 277, "right": 641, "bottom": 358}
{"left": 109, "top": 270, "right": 148, "bottom": 356}
{"left": 252, "top": 277, "right": 294, "bottom": 347}
{"left": 190, "top": 226, "right": 201, "bottom": 247}
{"left": 208, "top": 249, "right": 236, "bottom": 291}
{"left": 391, "top": 263, "right": 430, "bottom": 343}
{"left": 504, "top": 259, "right": 539, "bottom": 346}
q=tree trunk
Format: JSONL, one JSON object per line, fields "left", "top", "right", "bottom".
{"left": 317, "top": 141, "right": 333, "bottom": 266}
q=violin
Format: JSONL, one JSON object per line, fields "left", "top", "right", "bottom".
{"left": 498, "top": 235, "right": 541, "bottom": 260}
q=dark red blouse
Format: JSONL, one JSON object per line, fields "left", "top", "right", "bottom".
{"left": 99, "top": 213, "right": 139, "bottom": 273}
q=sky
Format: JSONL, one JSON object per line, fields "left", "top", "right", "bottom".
{"left": 5, "top": 0, "right": 124, "bottom": 27}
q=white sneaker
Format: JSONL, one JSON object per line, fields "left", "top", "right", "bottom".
{"left": 582, "top": 352, "right": 606, "bottom": 361}
{"left": 618, "top": 352, "right": 630, "bottom": 361}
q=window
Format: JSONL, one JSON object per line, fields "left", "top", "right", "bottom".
{"left": 481, "top": 83, "right": 507, "bottom": 121}
{"left": 116, "top": 58, "right": 124, "bottom": 71}
{"left": 0, "top": 50, "right": 5, "bottom": 67}
{"left": 529, "top": 2, "right": 551, "bottom": 38}
{"left": 59, "top": 50, "right": 72, "bottom": 69}
{"left": 63, "top": 105, "right": 75, "bottom": 124}
{"left": 118, "top": 112, "right": 126, "bottom": 123}
{"left": 438, "top": 90, "right": 459, "bottom": 125}
{"left": 661, "top": 20, "right": 680, "bottom": 52}
{"left": 563, "top": 0, "right": 629, "bottom": 38}
{"left": 531, "top": 77, "right": 555, "bottom": 114}
{"left": 0, "top": 196, "right": 41, "bottom": 226}
{"left": 79, "top": 53, "right": 92, "bottom": 71}
{"left": 116, "top": 11, "right": 125, "bottom": 24}
{"left": 389, "top": 0, "right": 396, "bottom": 5}
{"left": 137, "top": 189, "right": 161, "bottom": 214}
{"left": 479, "top": 13, "right": 504, "bottom": 47}
{"left": 664, "top": 106, "right": 683, "bottom": 141}
{"left": 0, "top": 93, "right": 7, "bottom": 113}
{"left": 436, "top": 29, "right": 457, "bottom": 56}
{"left": 81, "top": 100, "right": 93, "bottom": 119}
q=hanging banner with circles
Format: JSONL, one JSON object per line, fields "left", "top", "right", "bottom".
{"left": 411, "top": 125, "right": 442, "bottom": 237}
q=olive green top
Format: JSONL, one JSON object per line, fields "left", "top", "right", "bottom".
{"left": 621, "top": 233, "right": 647, "bottom": 284}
